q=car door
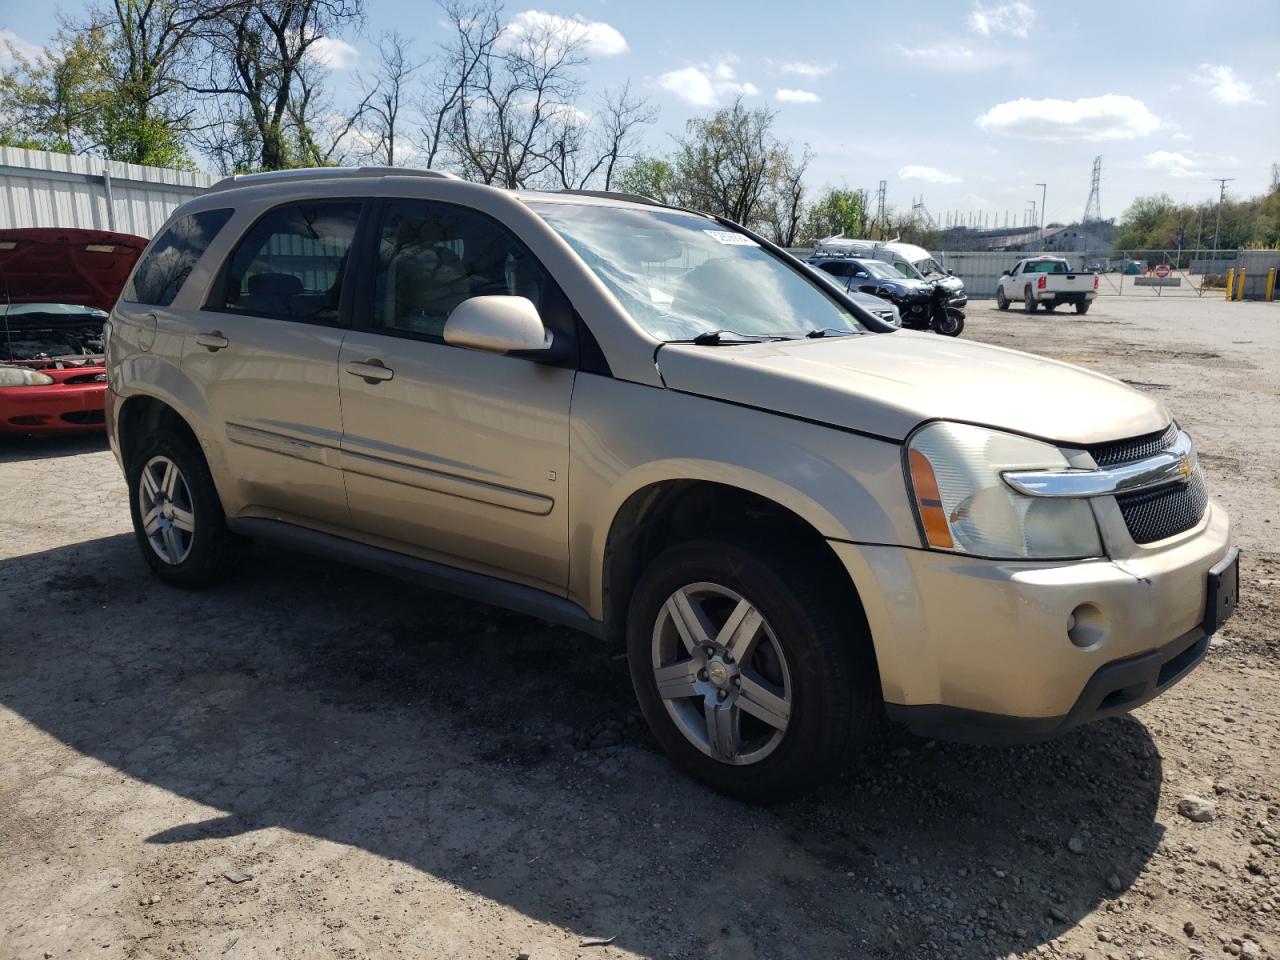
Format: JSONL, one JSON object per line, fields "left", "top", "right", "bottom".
{"left": 336, "top": 198, "right": 575, "bottom": 595}
{"left": 184, "top": 199, "right": 364, "bottom": 530}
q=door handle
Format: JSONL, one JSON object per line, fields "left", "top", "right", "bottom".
{"left": 345, "top": 358, "right": 394, "bottom": 384}
{"left": 195, "top": 330, "right": 229, "bottom": 351}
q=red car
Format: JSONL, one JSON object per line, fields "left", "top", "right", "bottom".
{"left": 1, "top": 228, "right": 147, "bottom": 434}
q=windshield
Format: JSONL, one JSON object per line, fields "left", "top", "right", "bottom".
{"left": 913, "top": 258, "right": 944, "bottom": 277}
{"left": 857, "top": 260, "right": 901, "bottom": 280}
{"left": 531, "top": 203, "right": 863, "bottom": 341}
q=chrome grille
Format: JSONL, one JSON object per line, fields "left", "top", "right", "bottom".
{"left": 1089, "top": 423, "right": 1178, "bottom": 467}
{"left": 1115, "top": 470, "right": 1209, "bottom": 544}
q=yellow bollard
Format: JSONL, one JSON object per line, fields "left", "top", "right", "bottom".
{"left": 1236, "top": 268, "right": 1247, "bottom": 301}
{"left": 1266, "top": 267, "right": 1277, "bottom": 302}
{"left": 1225, "top": 268, "right": 1235, "bottom": 300}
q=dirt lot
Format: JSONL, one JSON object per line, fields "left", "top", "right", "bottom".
{"left": 2, "top": 296, "right": 1278, "bottom": 960}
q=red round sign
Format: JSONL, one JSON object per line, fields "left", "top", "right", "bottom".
{"left": 1154, "top": 264, "right": 1171, "bottom": 278}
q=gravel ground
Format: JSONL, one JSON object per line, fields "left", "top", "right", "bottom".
{"left": 1, "top": 295, "right": 1277, "bottom": 960}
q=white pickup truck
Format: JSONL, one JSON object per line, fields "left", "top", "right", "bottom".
{"left": 996, "top": 257, "right": 1099, "bottom": 314}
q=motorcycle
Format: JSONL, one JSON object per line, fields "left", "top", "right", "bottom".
{"left": 847, "top": 275, "right": 964, "bottom": 337}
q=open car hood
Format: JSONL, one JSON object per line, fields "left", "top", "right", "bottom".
{"left": 0, "top": 229, "right": 147, "bottom": 312}
{"left": 656, "top": 330, "right": 1169, "bottom": 445}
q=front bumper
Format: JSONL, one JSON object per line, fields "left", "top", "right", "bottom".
{"left": 0, "top": 382, "right": 106, "bottom": 433}
{"left": 829, "top": 502, "right": 1234, "bottom": 739}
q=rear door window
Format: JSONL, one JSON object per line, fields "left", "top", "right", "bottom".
{"left": 209, "top": 201, "right": 363, "bottom": 325}
{"left": 124, "top": 208, "right": 233, "bottom": 306}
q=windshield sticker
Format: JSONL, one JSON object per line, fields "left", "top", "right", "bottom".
{"left": 703, "top": 229, "right": 758, "bottom": 247}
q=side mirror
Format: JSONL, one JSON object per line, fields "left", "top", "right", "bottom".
{"left": 444, "top": 296, "right": 561, "bottom": 359}
{"left": 854, "top": 271, "right": 869, "bottom": 279}
{"left": 946, "top": 269, "right": 955, "bottom": 276}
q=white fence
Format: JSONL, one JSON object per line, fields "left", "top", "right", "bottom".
{"left": 0, "top": 146, "right": 214, "bottom": 238}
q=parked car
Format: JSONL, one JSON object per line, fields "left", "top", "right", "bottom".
{"left": 813, "top": 236, "right": 968, "bottom": 308}
{"left": 0, "top": 229, "right": 146, "bottom": 434}
{"left": 105, "top": 168, "right": 1237, "bottom": 801}
{"left": 996, "top": 256, "right": 1100, "bottom": 314}
{"left": 809, "top": 256, "right": 962, "bottom": 335}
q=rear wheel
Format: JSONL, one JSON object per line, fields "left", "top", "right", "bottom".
{"left": 626, "top": 538, "right": 881, "bottom": 803}
{"left": 996, "top": 287, "right": 1010, "bottom": 311}
{"left": 127, "top": 428, "right": 246, "bottom": 587}
{"left": 1023, "top": 286, "right": 1037, "bottom": 312}
{"left": 1076, "top": 301, "right": 1091, "bottom": 315}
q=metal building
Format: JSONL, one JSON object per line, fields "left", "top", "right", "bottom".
{"left": 0, "top": 146, "right": 214, "bottom": 239}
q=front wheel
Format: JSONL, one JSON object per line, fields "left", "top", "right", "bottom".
{"left": 933, "top": 308, "right": 964, "bottom": 337}
{"left": 127, "top": 428, "right": 246, "bottom": 587}
{"left": 1076, "top": 301, "right": 1091, "bottom": 315}
{"left": 996, "top": 287, "right": 1010, "bottom": 311}
{"left": 626, "top": 539, "right": 880, "bottom": 802}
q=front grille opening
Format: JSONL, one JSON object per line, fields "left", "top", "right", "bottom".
{"left": 1089, "top": 422, "right": 1178, "bottom": 466}
{"left": 1098, "top": 682, "right": 1146, "bottom": 711}
{"left": 1116, "top": 471, "right": 1209, "bottom": 544}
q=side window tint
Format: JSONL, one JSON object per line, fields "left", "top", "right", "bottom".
{"left": 893, "top": 262, "right": 914, "bottom": 278}
{"left": 212, "top": 201, "right": 362, "bottom": 324}
{"left": 372, "top": 200, "right": 547, "bottom": 340}
{"left": 124, "top": 208, "right": 233, "bottom": 306}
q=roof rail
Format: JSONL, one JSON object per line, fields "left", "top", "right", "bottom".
{"left": 555, "top": 189, "right": 665, "bottom": 207}
{"left": 208, "top": 166, "right": 461, "bottom": 193}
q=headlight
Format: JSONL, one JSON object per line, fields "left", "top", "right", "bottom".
{"left": 0, "top": 367, "right": 56, "bottom": 387}
{"left": 906, "top": 421, "right": 1102, "bottom": 559}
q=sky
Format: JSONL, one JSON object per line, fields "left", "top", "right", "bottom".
{"left": 2, "top": 0, "right": 1278, "bottom": 225}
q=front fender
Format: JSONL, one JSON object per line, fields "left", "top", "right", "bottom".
{"left": 567, "top": 375, "right": 918, "bottom": 619}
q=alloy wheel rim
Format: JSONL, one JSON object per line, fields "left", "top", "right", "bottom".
{"left": 651, "top": 581, "right": 793, "bottom": 766}
{"left": 138, "top": 455, "right": 195, "bottom": 565}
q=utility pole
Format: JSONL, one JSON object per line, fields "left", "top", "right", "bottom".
{"left": 1211, "top": 177, "right": 1234, "bottom": 261}
{"left": 1035, "top": 182, "right": 1047, "bottom": 234}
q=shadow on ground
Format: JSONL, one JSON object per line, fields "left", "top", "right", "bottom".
{"left": 0, "top": 533, "right": 1167, "bottom": 958}
{"left": 0, "top": 432, "right": 109, "bottom": 463}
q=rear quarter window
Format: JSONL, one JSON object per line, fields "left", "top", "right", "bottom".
{"left": 124, "top": 208, "right": 233, "bottom": 306}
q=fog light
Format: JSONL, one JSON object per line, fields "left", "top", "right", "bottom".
{"left": 1067, "top": 603, "right": 1109, "bottom": 649}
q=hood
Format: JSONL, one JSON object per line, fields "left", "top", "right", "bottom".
{"left": 0, "top": 229, "right": 148, "bottom": 312}
{"left": 656, "top": 331, "right": 1168, "bottom": 445}
{"left": 933, "top": 274, "right": 965, "bottom": 292}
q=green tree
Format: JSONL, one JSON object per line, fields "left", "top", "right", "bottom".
{"left": 615, "top": 156, "right": 676, "bottom": 204}
{"left": 0, "top": 28, "right": 112, "bottom": 154}
{"left": 801, "top": 187, "right": 869, "bottom": 243}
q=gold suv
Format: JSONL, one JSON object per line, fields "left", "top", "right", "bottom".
{"left": 105, "top": 168, "right": 1239, "bottom": 801}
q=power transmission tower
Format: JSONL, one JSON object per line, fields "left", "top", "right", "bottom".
{"left": 1272, "top": 162, "right": 1279, "bottom": 190}
{"left": 911, "top": 195, "right": 936, "bottom": 229}
{"left": 1082, "top": 156, "right": 1102, "bottom": 223}
{"left": 873, "top": 180, "right": 888, "bottom": 237}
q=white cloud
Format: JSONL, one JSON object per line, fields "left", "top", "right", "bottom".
{"left": 776, "top": 60, "right": 836, "bottom": 79}
{"left": 1172, "top": 131, "right": 1192, "bottom": 141}
{"left": 1144, "top": 150, "right": 1203, "bottom": 178}
{"left": 658, "top": 58, "right": 758, "bottom": 107}
{"left": 0, "top": 29, "right": 42, "bottom": 67}
{"left": 897, "top": 43, "right": 983, "bottom": 71}
{"left": 1191, "top": 64, "right": 1261, "bottom": 105}
{"left": 976, "top": 94, "right": 1161, "bottom": 141}
{"left": 968, "top": 1, "right": 1037, "bottom": 37}
{"left": 505, "top": 10, "right": 628, "bottom": 57}
{"left": 309, "top": 36, "right": 359, "bottom": 70}
{"left": 899, "top": 165, "right": 962, "bottom": 184}
{"left": 776, "top": 88, "right": 820, "bottom": 104}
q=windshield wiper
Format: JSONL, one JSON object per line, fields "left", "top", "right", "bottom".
{"left": 805, "top": 327, "right": 861, "bottom": 338}
{"left": 675, "top": 329, "right": 789, "bottom": 345}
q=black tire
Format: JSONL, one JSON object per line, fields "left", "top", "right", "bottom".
{"left": 934, "top": 309, "right": 965, "bottom": 337}
{"left": 1075, "top": 301, "right": 1091, "bottom": 315}
{"left": 996, "top": 287, "right": 1010, "bottom": 311}
{"left": 626, "top": 538, "right": 881, "bottom": 803}
{"left": 126, "top": 427, "right": 246, "bottom": 587}
{"left": 1023, "top": 286, "right": 1037, "bottom": 313}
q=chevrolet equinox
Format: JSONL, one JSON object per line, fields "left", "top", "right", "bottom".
{"left": 105, "top": 167, "right": 1239, "bottom": 801}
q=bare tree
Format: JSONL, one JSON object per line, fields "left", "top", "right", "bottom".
{"left": 546, "top": 81, "right": 657, "bottom": 190}
{"left": 761, "top": 145, "right": 811, "bottom": 247}
{"left": 354, "top": 31, "right": 419, "bottom": 166}
{"left": 189, "top": 0, "right": 364, "bottom": 171}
